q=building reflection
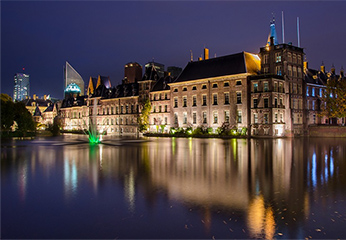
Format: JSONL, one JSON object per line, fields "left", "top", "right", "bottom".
{"left": 2, "top": 137, "right": 345, "bottom": 238}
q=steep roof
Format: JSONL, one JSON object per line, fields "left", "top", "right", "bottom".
{"left": 305, "top": 68, "right": 327, "bottom": 85}
{"left": 174, "top": 52, "right": 260, "bottom": 83}
{"left": 151, "top": 75, "right": 173, "bottom": 92}
{"left": 142, "top": 65, "right": 160, "bottom": 81}
{"left": 22, "top": 98, "right": 53, "bottom": 107}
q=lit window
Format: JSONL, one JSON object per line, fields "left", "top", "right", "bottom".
{"left": 213, "top": 112, "right": 218, "bottom": 124}
{"left": 237, "top": 111, "right": 242, "bottom": 123}
{"left": 224, "top": 93, "right": 230, "bottom": 105}
{"left": 213, "top": 94, "right": 218, "bottom": 105}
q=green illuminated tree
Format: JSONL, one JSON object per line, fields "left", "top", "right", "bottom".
{"left": 138, "top": 98, "right": 151, "bottom": 132}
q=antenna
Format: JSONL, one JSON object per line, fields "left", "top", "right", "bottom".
{"left": 282, "top": 11, "right": 285, "bottom": 43}
{"left": 297, "top": 17, "right": 300, "bottom": 47}
{"left": 190, "top": 50, "right": 193, "bottom": 62}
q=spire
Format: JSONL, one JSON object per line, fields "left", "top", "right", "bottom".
{"left": 266, "top": 14, "right": 279, "bottom": 47}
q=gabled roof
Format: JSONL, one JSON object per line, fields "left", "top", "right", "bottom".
{"left": 33, "top": 106, "right": 42, "bottom": 116}
{"left": 151, "top": 75, "right": 173, "bottom": 92}
{"left": 22, "top": 98, "right": 53, "bottom": 107}
{"left": 305, "top": 68, "right": 327, "bottom": 85}
{"left": 142, "top": 65, "right": 160, "bottom": 81}
{"left": 96, "top": 75, "right": 111, "bottom": 89}
{"left": 174, "top": 52, "right": 260, "bottom": 83}
{"left": 43, "top": 103, "right": 55, "bottom": 113}
{"left": 111, "top": 83, "right": 139, "bottom": 98}
{"left": 87, "top": 77, "right": 98, "bottom": 95}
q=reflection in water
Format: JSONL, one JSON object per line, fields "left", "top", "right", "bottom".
{"left": 2, "top": 137, "right": 346, "bottom": 239}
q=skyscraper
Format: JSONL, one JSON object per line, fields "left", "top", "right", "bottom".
{"left": 64, "top": 61, "right": 84, "bottom": 96}
{"left": 13, "top": 73, "right": 30, "bottom": 101}
{"left": 145, "top": 61, "right": 165, "bottom": 78}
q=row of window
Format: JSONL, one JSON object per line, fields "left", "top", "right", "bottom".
{"left": 173, "top": 110, "right": 243, "bottom": 125}
{"left": 252, "top": 82, "right": 284, "bottom": 93}
{"left": 99, "top": 104, "right": 139, "bottom": 115}
{"left": 306, "top": 86, "right": 323, "bottom": 97}
{"left": 253, "top": 97, "right": 284, "bottom": 108}
{"left": 173, "top": 80, "right": 242, "bottom": 92}
{"left": 263, "top": 53, "right": 302, "bottom": 64}
{"left": 152, "top": 93, "right": 169, "bottom": 101}
{"left": 253, "top": 112, "right": 284, "bottom": 124}
{"left": 89, "top": 117, "right": 136, "bottom": 126}
{"left": 174, "top": 93, "right": 242, "bottom": 108}
{"left": 152, "top": 105, "right": 168, "bottom": 113}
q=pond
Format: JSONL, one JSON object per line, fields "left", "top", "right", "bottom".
{"left": 1, "top": 136, "right": 346, "bottom": 239}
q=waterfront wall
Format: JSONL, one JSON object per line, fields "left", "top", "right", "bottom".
{"left": 308, "top": 126, "right": 346, "bottom": 137}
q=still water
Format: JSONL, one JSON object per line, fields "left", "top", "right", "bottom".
{"left": 2, "top": 136, "right": 346, "bottom": 239}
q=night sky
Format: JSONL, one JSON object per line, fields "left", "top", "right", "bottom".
{"left": 2, "top": 1, "right": 346, "bottom": 99}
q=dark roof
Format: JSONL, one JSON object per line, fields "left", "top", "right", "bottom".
{"left": 110, "top": 83, "right": 139, "bottom": 98}
{"left": 142, "top": 65, "right": 160, "bottom": 81}
{"left": 33, "top": 106, "right": 42, "bottom": 116}
{"left": 174, "top": 52, "right": 260, "bottom": 83}
{"left": 151, "top": 76, "right": 173, "bottom": 92}
{"left": 305, "top": 68, "right": 327, "bottom": 85}
{"left": 61, "top": 96, "right": 87, "bottom": 108}
{"left": 43, "top": 103, "right": 55, "bottom": 113}
{"left": 90, "top": 77, "right": 98, "bottom": 87}
{"left": 22, "top": 98, "right": 53, "bottom": 107}
{"left": 99, "top": 76, "right": 111, "bottom": 89}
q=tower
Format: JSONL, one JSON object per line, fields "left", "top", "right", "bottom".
{"left": 124, "top": 62, "right": 142, "bottom": 84}
{"left": 64, "top": 61, "right": 84, "bottom": 96}
{"left": 13, "top": 73, "right": 30, "bottom": 101}
{"left": 266, "top": 16, "right": 279, "bottom": 47}
{"left": 259, "top": 17, "right": 305, "bottom": 136}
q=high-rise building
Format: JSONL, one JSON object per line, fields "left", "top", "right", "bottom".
{"left": 145, "top": 61, "right": 165, "bottom": 78}
{"left": 64, "top": 61, "right": 84, "bottom": 96}
{"left": 167, "top": 66, "right": 182, "bottom": 79}
{"left": 124, "top": 62, "right": 142, "bottom": 84}
{"left": 13, "top": 73, "right": 30, "bottom": 101}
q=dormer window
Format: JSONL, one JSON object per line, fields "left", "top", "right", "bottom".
{"left": 212, "top": 83, "right": 218, "bottom": 88}
{"left": 183, "top": 87, "right": 187, "bottom": 91}
{"left": 174, "top": 88, "right": 178, "bottom": 92}
{"left": 202, "top": 85, "right": 207, "bottom": 89}
{"left": 192, "top": 86, "right": 197, "bottom": 90}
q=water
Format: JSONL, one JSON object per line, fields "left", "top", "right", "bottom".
{"left": 1, "top": 136, "right": 346, "bottom": 239}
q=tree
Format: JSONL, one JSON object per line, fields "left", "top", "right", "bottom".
{"left": 1, "top": 94, "right": 15, "bottom": 132}
{"left": 320, "top": 78, "right": 346, "bottom": 119}
{"left": 13, "top": 101, "right": 35, "bottom": 136}
{"left": 138, "top": 98, "right": 151, "bottom": 132}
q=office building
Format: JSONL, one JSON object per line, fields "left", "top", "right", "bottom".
{"left": 64, "top": 61, "right": 85, "bottom": 96}
{"left": 13, "top": 73, "right": 30, "bottom": 101}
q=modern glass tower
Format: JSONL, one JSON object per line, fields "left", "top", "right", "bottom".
{"left": 13, "top": 73, "right": 30, "bottom": 101}
{"left": 64, "top": 61, "right": 84, "bottom": 96}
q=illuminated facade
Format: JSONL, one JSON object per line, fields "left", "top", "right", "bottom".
{"left": 13, "top": 73, "right": 30, "bottom": 101}
{"left": 59, "top": 20, "right": 345, "bottom": 136}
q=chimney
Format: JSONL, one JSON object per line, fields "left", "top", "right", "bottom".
{"left": 198, "top": 56, "right": 203, "bottom": 61}
{"left": 320, "top": 62, "right": 325, "bottom": 73}
{"left": 331, "top": 64, "right": 335, "bottom": 74}
{"left": 340, "top": 67, "right": 344, "bottom": 78}
{"left": 33, "top": 94, "right": 37, "bottom": 100}
{"left": 303, "top": 61, "right": 308, "bottom": 72}
{"left": 204, "top": 48, "right": 209, "bottom": 60}
{"left": 44, "top": 95, "right": 47, "bottom": 101}
{"left": 270, "top": 36, "right": 274, "bottom": 46}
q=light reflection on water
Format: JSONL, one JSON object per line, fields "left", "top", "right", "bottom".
{"left": 1, "top": 136, "right": 346, "bottom": 239}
